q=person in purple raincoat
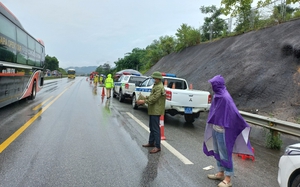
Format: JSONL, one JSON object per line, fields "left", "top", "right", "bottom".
{"left": 203, "top": 75, "right": 254, "bottom": 187}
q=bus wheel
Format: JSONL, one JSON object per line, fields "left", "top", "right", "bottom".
{"left": 30, "top": 81, "right": 36, "bottom": 100}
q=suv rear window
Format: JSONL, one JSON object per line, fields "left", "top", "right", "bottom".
{"left": 163, "top": 78, "right": 187, "bottom": 89}
{"left": 129, "top": 76, "right": 147, "bottom": 85}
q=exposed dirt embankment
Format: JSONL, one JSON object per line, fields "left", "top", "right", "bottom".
{"left": 146, "top": 19, "right": 300, "bottom": 122}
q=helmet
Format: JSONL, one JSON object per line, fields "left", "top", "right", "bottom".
{"left": 151, "top": 71, "right": 163, "bottom": 79}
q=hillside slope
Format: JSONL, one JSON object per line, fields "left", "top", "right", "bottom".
{"left": 146, "top": 19, "right": 300, "bottom": 122}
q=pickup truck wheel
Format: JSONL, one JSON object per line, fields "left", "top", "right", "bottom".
{"left": 132, "top": 94, "right": 138, "bottom": 109}
{"left": 118, "top": 90, "right": 124, "bottom": 102}
{"left": 113, "top": 90, "right": 117, "bottom": 98}
{"left": 184, "top": 114, "right": 195, "bottom": 123}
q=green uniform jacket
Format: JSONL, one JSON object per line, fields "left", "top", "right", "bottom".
{"left": 145, "top": 81, "right": 166, "bottom": 115}
{"left": 105, "top": 74, "right": 114, "bottom": 88}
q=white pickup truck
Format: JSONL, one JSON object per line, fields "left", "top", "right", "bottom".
{"left": 113, "top": 74, "right": 147, "bottom": 102}
{"left": 132, "top": 74, "right": 211, "bottom": 123}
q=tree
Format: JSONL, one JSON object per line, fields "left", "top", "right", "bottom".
{"left": 257, "top": 0, "right": 299, "bottom": 8}
{"left": 200, "top": 5, "right": 228, "bottom": 42}
{"left": 158, "top": 35, "right": 176, "bottom": 55}
{"left": 271, "top": 4, "right": 297, "bottom": 22}
{"left": 221, "top": 0, "right": 253, "bottom": 16}
{"left": 113, "top": 48, "right": 146, "bottom": 71}
{"left": 143, "top": 40, "right": 164, "bottom": 69}
{"left": 220, "top": 0, "right": 253, "bottom": 33}
{"left": 233, "top": 7, "right": 252, "bottom": 32}
{"left": 58, "top": 68, "right": 66, "bottom": 75}
{"left": 96, "top": 62, "right": 111, "bottom": 76}
{"left": 44, "top": 55, "right": 59, "bottom": 71}
{"left": 175, "top": 24, "right": 201, "bottom": 52}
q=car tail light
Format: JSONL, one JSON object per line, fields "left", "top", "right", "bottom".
{"left": 166, "top": 90, "right": 172, "bottom": 101}
{"left": 208, "top": 94, "right": 212, "bottom": 104}
{"left": 125, "top": 83, "right": 129, "bottom": 89}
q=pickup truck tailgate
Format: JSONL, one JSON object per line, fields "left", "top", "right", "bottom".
{"left": 166, "top": 89, "right": 211, "bottom": 108}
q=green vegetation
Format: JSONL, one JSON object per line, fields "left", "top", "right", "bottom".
{"left": 44, "top": 0, "right": 299, "bottom": 77}
{"left": 200, "top": 5, "right": 228, "bottom": 42}
{"left": 265, "top": 129, "right": 283, "bottom": 149}
{"left": 45, "top": 55, "right": 59, "bottom": 71}
{"left": 296, "top": 116, "right": 300, "bottom": 124}
{"left": 44, "top": 55, "right": 67, "bottom": 76}
{"left": 107, "top": 0, "right": 299, "bottom": 75}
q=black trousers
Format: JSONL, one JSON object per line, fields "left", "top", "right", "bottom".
{"left": 148, "top": 115, "right": 161, "bottom": 149}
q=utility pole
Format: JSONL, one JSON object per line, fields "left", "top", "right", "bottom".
{"left": 209, "top": 22, "right": 213, "bottom": 41}
{"left": 281, "top": 0, "right": 286, "bottom": 21}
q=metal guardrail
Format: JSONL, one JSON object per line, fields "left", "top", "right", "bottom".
{"left": 239, "top": 111, "right": 300, "bottom": 138}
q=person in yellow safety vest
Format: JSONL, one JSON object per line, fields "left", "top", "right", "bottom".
{"left": 99, "top": 76, "right": 103, "bottom": 85}
{"left": 104, "top": 74, "right": 114, "bottom": 99}
{"left": 94, "top": 74, "right": 99, "bottom": 87}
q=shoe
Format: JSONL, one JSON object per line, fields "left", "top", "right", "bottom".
{"left": 207, "top": 174, "right": 225, "bottom": 181}
{"left": 142, "top": 143, "right": 155, "bottom": 147}
{"left": 149, "top": 147, "right": 161, "bottom": 154}
{"left": 218, "top": 180, "right": 232, "bottom": 187}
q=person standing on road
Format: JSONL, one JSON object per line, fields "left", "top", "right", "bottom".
{"left": 203, "top": 75, "right": 253, "bottom": 187}
{"left": 105, "top": 73, "right": 114, "bottom": 99}
{"left": 90, "top": 73, "right": 94, "bottom": 84}
{"left": 94, "top": 74, "right": 99, "bottom": 87}
{"left": 99, "top": 75, "right": 103, "bottom": 85}
{"left": 136, "top": 71, "right": 166, "bottom": 154}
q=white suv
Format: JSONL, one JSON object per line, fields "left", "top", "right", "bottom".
{"left": 278, "top": 143, "right": 300, "bottom": 187}
{"left": 113, "top": 74, "right": 147, "bottom": 102}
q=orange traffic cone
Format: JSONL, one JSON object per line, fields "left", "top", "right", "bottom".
{"left": 101, "top": 87, "right": 106, "bottom": 96}
{"left": 160, "top": 115, "right": 166, "bottom": 140}
{"left": 238, "top": 147, "right": 255, "bottom": 161}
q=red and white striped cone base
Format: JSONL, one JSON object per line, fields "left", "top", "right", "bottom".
{"left": 160, "top": 115, "right": 166, "bottom": 140}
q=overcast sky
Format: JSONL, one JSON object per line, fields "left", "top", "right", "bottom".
{"left": 2, "top": 0, "right": 227, "bottom": 68}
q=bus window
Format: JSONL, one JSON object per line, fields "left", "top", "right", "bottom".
{"left": 28, "top": 36, "right": 35, "bottom": 66}
{"left": 0, "top": 14, "right": 15, "bottom": 39}
{"left": 16, "top": 27, "right": 27, "bottom": 64}
{"left": 0, "top": 14, "right": 16, "bottom": 63}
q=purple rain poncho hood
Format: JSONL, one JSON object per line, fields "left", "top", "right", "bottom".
{"left": 203, "top": 75, "right": 253, "bottom": 169}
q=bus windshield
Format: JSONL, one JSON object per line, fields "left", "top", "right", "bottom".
{"left": 0, "top": 2, "right": 45, "bottom": 108}
{"left": 67, "top": 69, "right": 76, "bottom": 78}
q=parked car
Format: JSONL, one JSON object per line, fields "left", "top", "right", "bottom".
{"left": 132, "top": 73, "right": 211, "bottom": 123}
{"left": 113, "top": 74, "right": 147, "bottom": 102}
{"left": 278, "top": 143, "right": 300, "bottom": 187}
{"left": 113, "top": 69, "right": 142, "bottom": 81}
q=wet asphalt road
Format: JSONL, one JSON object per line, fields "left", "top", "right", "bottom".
{"left": 0, "top": 77, "right": 299, "bottom": 187}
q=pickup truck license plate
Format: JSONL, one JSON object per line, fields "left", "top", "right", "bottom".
{"left": 184, "top": 107, "right": 193, "bottom": 114}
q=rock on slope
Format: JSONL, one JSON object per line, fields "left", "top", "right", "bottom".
{"left": 146, "top": 19, "right": 300, "bottom": 122}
